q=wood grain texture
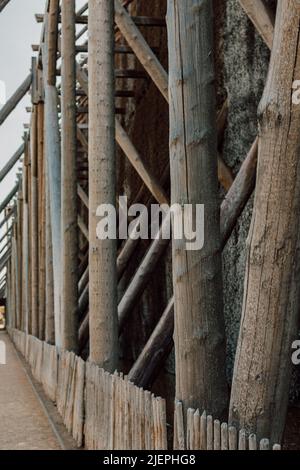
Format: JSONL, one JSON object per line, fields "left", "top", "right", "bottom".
{"left": 230, "top": 0, "right": 300, "bottom": 443}
{"left": 238, "top": 0, "right": 275, "bottom": 50}
{"left": 61, "top": 0, "right": 78, "bottom": 352}
{"left": 167, "top": 0, "right": 228, "bottom": 417}
{"left": 88, "top": 0, "right": 118, "bottom": 370}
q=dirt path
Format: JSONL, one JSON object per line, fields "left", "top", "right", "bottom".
{"left": 0, "top": 331, "right": 61, "bottom": 450}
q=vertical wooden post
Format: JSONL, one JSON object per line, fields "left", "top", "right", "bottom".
{"left": 229, "top": 1, "right": 300, "bottom": 443}
{"left": 16, "top": 185, "right": 23, "bottom": 330}
{"left": 30, "top": 106, "right": 39, "bottom": 337}
{"left": 22, "top": 136, "right": 30, "bottom": 333}
{"left": 11, "top": 225, "right": 17, "bottom": 329}
{"left": 61, "top": 0, "right": 78, "bottom": 352}
{"left": 42, "top": 37, "right": 62, "bottom": 346}
{"left": 6, "top": 258, "right": 12, "bottom": 328}
{"left": 45, "top": 170, "right": 55, "bottom": 344}
{"left": 47, "top": 0, "right": 60, "bottom": 86}
{"left": 167, "top": 0, "right": 228, "bottom": 417}
{"left": 26, "top": 135, "right": 32, "bottom": 333}
{"left": 37, "top": 102, "right": 46, "bottom": 340}
{"left": 89, "top": 0, "right": 118, "bottom": 370}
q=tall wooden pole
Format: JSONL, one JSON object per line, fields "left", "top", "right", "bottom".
{"left": 11, "top": 226, "right": 17, "bottom": 329}
{"left": 89, "top": 0, "right": 118, "bottom": 370}
{"left": 167, "top": 0, "right": 228, "bottom": 418}
{"left": 42, "top": 25, "right": 62, "bottom": 346}
{"left": 47, "top": 0, "right": 59, "bottom": 86}
{"left": 229, "top": 1, "right": 300, "bottom": 443}
{"left": 22, "top": 137, "right": 30, "bottom": 333}
{"left": 61, "top": 0, "right": 78, "bottom": 352}
{"left": 30, "top": 107, "right": 39, "bottom": 337}
{"left": 16, "top": 185, "right": 23, "bottom": 330}
{"left": 45, "top": 169, "right": 55, "bottom": 344}
{"left": 38, "top": 102, "right": 46, "bottom": 340}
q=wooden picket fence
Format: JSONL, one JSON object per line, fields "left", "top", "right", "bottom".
{"left": 9, "top": 328, "right": 167, "bottom": 450}
{"left": 85, "top": 362, "right": 167, "bottom": 450}
{"left": 9, "top": 328, "right": 281, "bottom": 451}
{"left": 174, "top": 400, "right": 281, "bottom": 450}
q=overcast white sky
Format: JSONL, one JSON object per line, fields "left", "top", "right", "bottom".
{"left": 0, "top": 0, "right": 86, "bottom": 262}
{"left": 0, "top": 0, "right": 44, "bottom": 282}
{"left": 0, "top": 0, "right": 42, "bottom": 237}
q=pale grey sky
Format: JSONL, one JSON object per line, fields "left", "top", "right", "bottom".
{"left": 0, "top": 0, "right": 44, "bottom": 283}
{"left": 0, "top": 0, "right": 86, "bottom": 265}
{"left": 0, "top": 0, "right": 42, "bottom": 235}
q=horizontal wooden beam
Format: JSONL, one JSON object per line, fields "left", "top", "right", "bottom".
{"left": 36, "top": 13, "right": 166, "bottom": 26}
{"left": 76, "top": 44, "right": 159, "bottom": 55}
{"left": 56, "top": 68, "right": 147, "bottom": 79}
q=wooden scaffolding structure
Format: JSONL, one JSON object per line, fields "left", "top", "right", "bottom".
{"left": 1, "top": 0, "right": 298, "bottom": 449}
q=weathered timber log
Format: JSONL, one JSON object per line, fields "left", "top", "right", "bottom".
{"left": 22, "top": 141, "right": 30, "bottom": 333}
{"left": 167, "top": 0, "right": 228, "bottom": 417}
{"left": 45, "top": 170, "right": 55, "bottom": 344}
{"left": 221, "top": 137, "right": 258, "bottom": 248}
{"left": 238, "top": 0, "right": 275, "bottom": 50}
{"left": 65, "top": 45, "right": 169, "bottom": 207}
{"left": 128, "top": 298, "right": 174, "bottom": 387}
{"left": 0, "top": 206, "right": 15, "bottom": 230}
{"left": 89, "top": 0, "right": 118, "bottom": 370}
{"left": 16, "top": 187, "right": 23, "bottom": 330}
{"left": 0, "top": 226, "right": 12, "bottom": 245}
{"left": 114, "top": 0, "right": 168, "bottom": 100}
{"left": 118, "top": 218, "right": 171, "bottom": 331}
{"left": 77, "top": 184, "right": 89, "bottom": 209}
{"left": 127, "top": 137, "right": 258, "bottom": 389}
{"left": 0, "top": 248, "right": 11, "bottom": 272}
{"left": 0, "top": 182, "right": 19, "bottom": 214}
{"left": 37, "top": 103, "right": 46, "bottom": 340}
{"left": 30, "top": 107, "right": 39, "bottom": 337}
{"left": 229, "top": 1, "right": 300, "bottom": 443}
{"left": 0, "top": 0, "right": 11, "bottom": 13}
{"left": 61, "top": 0, "right": 78, "bottom": 352}
{"left": 115, "top": 120, "right": 169, "bottom": 205}
{"left": 47, "top": 0, "right": 60, "bottom": 85}
{"left": 0, "top": 74, "right": 32, "bottom": 126}
{"left": 0, "top": 144, "right": 24, "bottom": 183}
{"left": 79, "top": 115, "right": 254, "bottom": 356}
{"left": 114, "top": 0, "right": 232, "bottom": 191}
{"left": 78, "top": 215, "right": 88, "bottom": 241}
{"left": 42, "top": 38, "right": 62, "bottom": 347}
